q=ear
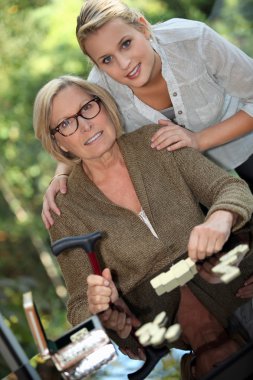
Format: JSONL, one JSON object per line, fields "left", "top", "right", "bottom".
{"left": 137, "top": 16, "right": 151, "bottom": 39}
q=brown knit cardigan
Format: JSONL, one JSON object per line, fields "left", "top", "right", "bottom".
{"left": 49, "top": 124, "right": 253, "bottom": 351}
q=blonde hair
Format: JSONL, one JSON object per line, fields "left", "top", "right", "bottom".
{"left": 76, "top": 0, "right": 151, "bottom": 55}
{"left": 33, "top": 75, "right": 123, "bottom": 165}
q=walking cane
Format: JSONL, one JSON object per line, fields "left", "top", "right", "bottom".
{"left": 51, "top": 231, "right": 169, "bottom": 380}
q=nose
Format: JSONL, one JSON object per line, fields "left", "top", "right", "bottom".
{"left": 78, "top": 116, "right": 92, "bottom": 133}
{"left": 117, "top": 54, "right": 131, "bottom": 70}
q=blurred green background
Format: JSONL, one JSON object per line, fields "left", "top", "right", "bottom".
{"left": 0, "top": 0, "right": 252, "bottom": 378}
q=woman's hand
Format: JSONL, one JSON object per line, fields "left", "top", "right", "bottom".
{"left": 188, "top": 210, "right": 235, "bottom": 261}
{"left": 99, "top": 299, "right": 141, "bottom": 339}
{"left": 236, "top": 274, "right": 253, "bottom": 299}
{"left": 99, "top": 307, "right": 133, "bottom": 338}
{"left": 87, "top": 268, "right": 119, "bottom": 314}
{"left": 88, "top": 269, "right": 143, "bottom": 340}
{"left": 42, "top": 175, "right": 68, "bottom": 229}
{"left": 150, "top": 119, "right": 200, "bottom": 151}
{"left": 119, "top": 346, "right": 146, "bottom": 361}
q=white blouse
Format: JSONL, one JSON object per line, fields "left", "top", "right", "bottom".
{"left": 138, "top": 208, "right": 158, "bottom": 239}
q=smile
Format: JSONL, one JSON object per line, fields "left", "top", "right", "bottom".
{"left": 127, "top": 64, "right": 141, "bottom": 79}
{"left": 84, "top": 131, "right": 103, "bottom": 145}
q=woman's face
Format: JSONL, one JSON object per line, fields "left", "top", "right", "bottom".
{"left": 50, "top": 85, "right": 117, "bottom": 162}
{"left": 84, "top": 18, "right": 159, "bottom": 91}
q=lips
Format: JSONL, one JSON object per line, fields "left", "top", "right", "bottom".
{"left": 84, "top": 131, "right": 103, "bottom": 145}
{"left": 127, "top": 63, "right": 141, "bottom": 79}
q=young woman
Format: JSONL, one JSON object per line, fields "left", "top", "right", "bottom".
{"left": 42, "top": 0, "right": 253, "bottom": 229}
{"left": 34, "top": 75, "right": 253, "bottom": 379}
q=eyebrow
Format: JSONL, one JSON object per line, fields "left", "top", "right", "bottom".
{"left": 55, "top": 98, "right": 91, "bottom": 126}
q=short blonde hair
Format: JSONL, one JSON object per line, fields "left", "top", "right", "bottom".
{"left": 33, "top": 75, "right": 123, "bottom": 165}
{"left": 76, "top": 0, "right": 151, "bottom": 55}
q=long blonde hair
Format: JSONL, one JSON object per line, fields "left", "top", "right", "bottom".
{"left": 76, "top": 0, "right": 151, "bottom": 56}
{"left": 33, "top": 75, "right": 123, "bottom": 165}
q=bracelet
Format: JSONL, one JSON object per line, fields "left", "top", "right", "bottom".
{"left": 49, "top": 173, "right": 69, "bottom": 185}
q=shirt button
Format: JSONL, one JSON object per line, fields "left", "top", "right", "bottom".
{"left": 173, "top": 92, "right": 177, "bottom": 96}
{"left": 178, "top": 110, "right": 183, "bottom": 115}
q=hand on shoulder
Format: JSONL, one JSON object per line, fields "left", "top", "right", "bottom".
{"left": 42, "top": 174, "right": 68, "bottom": 229}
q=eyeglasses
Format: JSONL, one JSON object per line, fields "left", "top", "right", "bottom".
{"left": 50, "top": 96, "right": 101, "bottom": 137}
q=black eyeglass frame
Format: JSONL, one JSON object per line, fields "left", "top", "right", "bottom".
{"left": 50, "top": 96, "right": 101, "bottom": 137}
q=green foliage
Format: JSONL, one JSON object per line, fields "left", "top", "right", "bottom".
{"left": 158, "top": 0, "right": 215, "bottom": 20}
{"left": 0, "top": 1, "right": 86, "bottom": 214}
{"left": 209, "top": 0, "right": 253, "bottom": 56}
{"left": 129, "top": 0, "right": 216, "bottom": 23}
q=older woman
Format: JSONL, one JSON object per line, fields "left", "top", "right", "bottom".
{"left": 34, "top": 75, "right": 253, "bottom": 379}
